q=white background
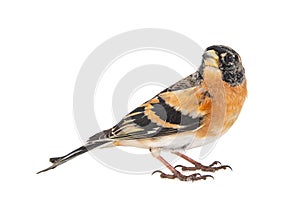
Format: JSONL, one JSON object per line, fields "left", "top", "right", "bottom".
{"left": 1, "top": 0, "right": 300, "bottom": 199}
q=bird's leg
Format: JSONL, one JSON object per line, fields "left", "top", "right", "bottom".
{"left": 150, "top": 149, "right": 213, "bottom": 181}
{"left": 173, "top": 151, "right": 232, "bottom": 172}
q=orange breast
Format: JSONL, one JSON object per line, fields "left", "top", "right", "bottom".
{"left": 195, "top": 79, "right": 247, "bottom": 138}
{"left": 222, "top": 79, "right": 247, "bottom": 133}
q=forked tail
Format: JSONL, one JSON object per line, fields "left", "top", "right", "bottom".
{"left": 37, "top": 141, "right": 111, "bottom": 174}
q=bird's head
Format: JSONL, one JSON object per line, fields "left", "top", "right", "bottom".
{"left": 201, "top": 45, "right": 245, "bottom": 86}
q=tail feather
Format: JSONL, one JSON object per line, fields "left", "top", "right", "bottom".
{"left": 49, "top": 157, "right": 63, "bottom": 164}
{"left": 37, "top": 141, "right": 110, "bottom": 174}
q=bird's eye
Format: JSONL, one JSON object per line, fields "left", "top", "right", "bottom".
{"left": 224, "top": 54, "right": 234, "bottom": 63}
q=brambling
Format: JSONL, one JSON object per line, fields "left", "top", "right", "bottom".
{"left": 38, "top": 45, "right": 247, "bottom": 181}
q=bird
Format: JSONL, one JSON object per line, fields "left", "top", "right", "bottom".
{"left": 37, "top": 45, "right": 247, "bottom": 181}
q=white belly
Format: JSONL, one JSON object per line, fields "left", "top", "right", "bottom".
{"left": 116, "top": 132, "right": 220, "bottom": 151}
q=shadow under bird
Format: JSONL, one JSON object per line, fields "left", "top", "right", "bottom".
{"left": 38, "top": 45, "right": 247, "bottom": 181}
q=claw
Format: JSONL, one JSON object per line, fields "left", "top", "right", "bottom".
{"left": 152, "top": 170, "right": 176, "bottom": 179}
{"left": 152, "top": 170, "right": 164, "bottom": 176}
{"left": 209, "top": 161, "right": 222, "bottom": 167}
{"left": 174, "top": 165, "right": 185, "bottom": 170}
{"left": 202, "top": 174, "right": 214, "bottom": 180}
{"left": 219, "top": 165, "right": 233, "bottom": 171}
